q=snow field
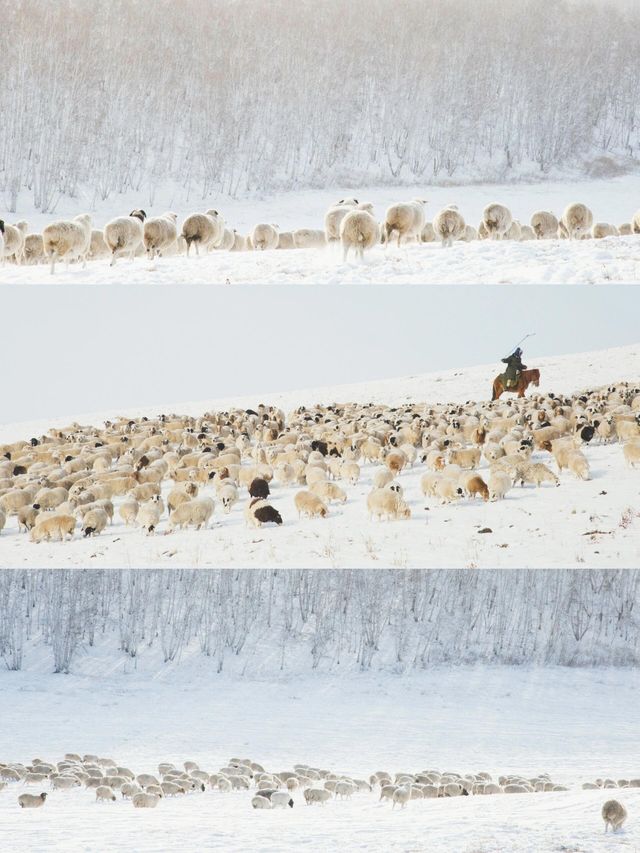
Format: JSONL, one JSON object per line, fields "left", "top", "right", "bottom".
{"left": 1, "top": 666, "right": 639, "bottom": 852}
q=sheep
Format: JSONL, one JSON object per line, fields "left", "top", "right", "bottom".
{"left": 392, "top": 786, "right": 411, "bottom": 808}
{"left": 96, "top": 785, "right": 117, "bottom": 802}
{"left": 482, "top": 203, "right": 512, "bottom": 240}
{"left": 420, "top": 222, "right": 436, "bottom": 243}
{"left": 81, "top": 507, "right": 110, "bottom": 537}
{"left": 530, "top": 211, "right": 559, "bottom": 240}
{"left": 310, "top": 481, "right": 347, "bottom": 504}
{"left": 136, "top": 498, "right": 163, "bottom": 534}
{"left": 334, "top": 781, "right": 355, "bottom": 799}
{"left": 276, "top": 231, "right": 295, "bottom": 250}
{"left": 340, "top": 210, "right": 379, "bottom": 261}
{"left": 0, "top": 222, "right": 25, "bottom": 263}
{"left": 448, "top": 448, "right": 481, "bottom": 469}
{"left": 119, "top": 496, "right": 139, "bottom": 526}
{"left": 121, "top": 782, "right": 142, "bottom": 799}
{"left": 30, "top": 514, "right": 76, "bottom": 543}
{"left": 462, "top": 475, "right": 489, "bottom": 501}
{"left": 43, "top": 214, "right": 92, "bottom": 273}
{"left": 271, "top": 791, "right": 295, "bottom": 808}
{"left": 434, "top": 478, "right": 463, "bottom": 504}
{"left": 293, "top": 228, "right": 326, "bottom": 249}
{"left": 143, "top": 212, "right": 178, "bottom": 259}
{"left": 622, "top": 440, "right": 640, "bottom": 468}
{"left": 251, "top": 223, "right": 279, "bottom": 251}
{"left": 132, "top": 792, "right": 160, "bottom": 808}
{"left": 519, "top": 225, "right": 535, "bottom": 241}
{"left": 504, "top": 220, "right": 520, "bottom": 240}
{"left": 433, "top": 206, "right": 465, "bottom": 248}
{"left": 564, "top": 450, "right": 590, "bottom": 480}
{"left": 181, "top": 209, "right": 224, "bottom": 256}
{"left": 602, "top": 799, "right": 627, "bottom": 832}
{"left": 294, "top": 490, "right": 328, "bottom": 519}
{"left": 619, "top": 223, "right": 632, "bottom": 236}
{"left": 340, "top": 461, "right": 361, "bottom": 485}
{"left": 519, "top": 462, "right": 559, "bottom": 487}
{"left": 631, "top": 210, "right": 640, "bottom": 234}
{"left": 168, "top": 497, "right": 215, "bottom": 531}
{"left": 244, "top": 498, "right": 283, "bottom": 527}
{"left": 324, "top": 198, "right": 359, "bottom": 243}
{"left": 249, "top": 477, "right": 270, "bottom": 499}
{"left": 104, "top": 210, "right": 146, "bottom": 266}
{"left": 18, "top": 793, "right": 47, "bottom": 809}
{"left": 560, "top": 203, "right": 593, "bottom": 240}
{"left": 487, "top": 470, "right": 511, "bottom": 501}
{"left": 592, "top": 222, "right": 618, "bottom": 239}
{"left": 161, "top": 781, "right": 185, "bottom": 797}
{"left": 252, "top": 795, "right": 272, "bottom": 809}
{"left": 52, "top": 775, "right": 81, "bottom": 790}
{"left": 215, "top": 228, "right": 235, "bottom": 251}
{"left": 461, "top": 224, "right": 477, "bottom": 242}
{"left": 384, "top": 199, "right": 427, "bottom": 247}
{"left": 219, "top": 482, "right": 239, "bottom": 513}
{"left": 304, "top": 787, "right": 332, "bottom": 805}
{"left": 366, "top": 489, "right": 411, "bottom": 520}
{"left": 88, "top": 229, "right": 110, "bottom": 260}
{"left": 372, "top": 469, "right": 395, "bottom": 489}
{"left": 23, "top": 233, "right": 45, "bottom": 264}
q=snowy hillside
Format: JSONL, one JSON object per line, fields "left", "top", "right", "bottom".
{"left": 2, "top": 179, "right": 640, "bottom": 284}
{"left": 0, "top": 344, "right": 638, "bottom": 569}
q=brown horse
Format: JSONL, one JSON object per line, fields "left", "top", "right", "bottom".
{"left": 492, "top": 368, "right": 540, "bottom": 401}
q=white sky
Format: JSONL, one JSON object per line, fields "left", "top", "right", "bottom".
{"left": 2, "top": 285, "right": 638, "bottom": 424}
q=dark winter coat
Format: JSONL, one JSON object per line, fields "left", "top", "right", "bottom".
{"left": 501, "top": 354, "right": 527, "bottom": 385}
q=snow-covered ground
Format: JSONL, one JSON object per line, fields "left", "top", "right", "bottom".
{"left": 0, "top": 344, "right": 638, "bottom": 569}
{"left": 1, "top": 664, "right": 638, "bottom": 852}
{"left": 2, "top": 178, "right": 640, "bottom": 284}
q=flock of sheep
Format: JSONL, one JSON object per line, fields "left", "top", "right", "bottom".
{"left": 0, "top": 382, "right": 639, "bottom": 546}
{"left": 0, "top": 753, "right": 631, "bottom": 830}
{"left": 1, "top": 197, "right": 639, "bottom": 273}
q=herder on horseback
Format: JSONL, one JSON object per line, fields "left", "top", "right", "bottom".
{"left": 491, "top": 342, "right": 540, "bottom": 400}
{"left": 501, "top": 347, "right": 527, "bottom": 389}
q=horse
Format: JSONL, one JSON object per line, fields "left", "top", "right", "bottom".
{"left": 492, "top": 368, "right": 540, "bottom": 401}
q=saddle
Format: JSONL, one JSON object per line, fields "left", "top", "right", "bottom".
{"left": 500, "top": 371, "right": 520, "bottom": 388}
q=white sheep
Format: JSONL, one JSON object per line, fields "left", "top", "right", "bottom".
{"left": 96, "top": 785, "right": 117, "bottom": 802}
{"left": 488, "top": 471, "right": 512, "bottom": 501}
{"left": 136, "top": 497, "right": 163, "bottom": 534}
{"left": 433, "top": 206, "right": 465, "bottom": 248}
{"left": 530, "top": 211, "right": 558, "bottom": 240}
{"left": 420, "top": 222, "right": 436, "bottom": 243}
{"left": 30, "top": 514, "right": 76, "bottom": 543}
{"left": 560, "top": 203, "right": 593, "bottom": 240}
{"left": 104, "top": 210, "right": 146, "bottom": 266}
{"left": 294, "top": 490, "right": 328, "bottom": 519}
{"left": 82, "top": 507, "right": 109, "bottom": 537}
{"left": 181, "top": 209, "right": 225, "bottom": 256}
{"left": 293, "top": 228, "right": 326, "bottom": 249}
{"left": 252, "top": 794, "right": 272, "bottom": 809}
{"left": 276, "top": 231, "right": 295, "bottom": 250}
{"left": 251, "top": 223, "right": 279, "bottom": 251}
{"left": 43, "top": 214, "right": 92, "bottom": 274}
{"left": 143, "top": 212, "right": 178, "bottom": 259}
{"left": 367, "top": 489, "right": 411, "bottom": 520}
{"left": 23, "top": 233, "right": 45, "bottom": 264}
{"left": 519, "top": 224, "right": 535, "bottom": 241}
{"left": 392, "top": 786, "right": 410, "bottom": 808}
{"left": 304, "top": 787, "right": 332, "bottom": 805}
{"left": 168, "top": 497, "right": 215, "bottom": 531}
{"left": 18, "top": 793, "right": 47, "bottom": 809}
{"left": 271, "top": 791, "right": 294, "bottom": 808}
{"left": 132, "top": 792, "right": 160, "bottom": 808}
{"left": 324, "top": 198, "right": 359, "bottom": 243}
{"left": 591, "top": 222, "right": 618, "bottom": 239}
{"left": 0, "top": 222, "right": 25, "bottom": 263}
{"left": 602, "top": 799, "right": 627, "bottom": 832}
{"left": 340, "top": 210, "right": 379, "bottom": 261}
{"left": 482, "top": 203, "right": 512, "bottom": 240}
{"left": 384, "top": 199, "right": 427, "bottom": 247}
{"left": 88, "top": 229, "right": 110, "bottom": 260}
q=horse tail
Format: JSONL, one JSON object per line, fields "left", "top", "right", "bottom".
{"left": 491, "top": 381, "right": 498, "bottom": 401}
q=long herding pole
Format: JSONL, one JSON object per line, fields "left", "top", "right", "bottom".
{"left": 503, "top": 332, "right": 535, "bottom": 358}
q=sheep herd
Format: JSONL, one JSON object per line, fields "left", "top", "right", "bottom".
{"left": 0, "top": 753, "right": 633, "bottom": 831}
{"left": 0, "top": 381, "right": 638, "bottom": 548}
{"left": 1, "top": 197, "right": 639, "bottom": 273}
